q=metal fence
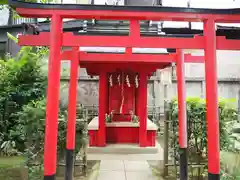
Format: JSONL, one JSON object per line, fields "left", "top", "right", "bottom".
{"left": 79, "top": 104, "right": 162, "bottom": 124}
{"left": 163, "top": 102, "right": 208, "bottom": 180}
{"left": 12, "top": 17, "right": 35, "bottom": 25}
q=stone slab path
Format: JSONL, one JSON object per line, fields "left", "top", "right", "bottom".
{"left": 97, "top": 160, "right": 157, "bottom": 180}
{"left": 87, "top": 142, "right": 164, "bottom": 161}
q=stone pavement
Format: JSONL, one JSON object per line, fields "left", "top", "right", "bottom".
{"left": 97, "top": 160, "right": 157, "bottom": 180}
{"left": 87, "top": 142, "right": 164, "bottom": 161}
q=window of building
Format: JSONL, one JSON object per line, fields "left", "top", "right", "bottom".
{"left": 125, "top": 0, "right": 157, "bottom": 6}
{"left": 76, "top": 0, "right": 92, "bottom": 4}
{"left": 58, "top": 0, "right": 92, "bottom": 4}
{"left": 0, "top": 42, "right": 6, "bottom": 59}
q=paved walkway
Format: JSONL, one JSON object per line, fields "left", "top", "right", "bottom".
{"left": 88, "top": 142, "right": 164, "bottom": 161}
{"left": 97, "top": 160, "right": 157, "bottom": 180}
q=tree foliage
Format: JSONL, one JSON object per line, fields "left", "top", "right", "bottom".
{"left": 0, "top": 0, "right": 8, "bottom": 5}
{"left": 0, "top": 34, "right": 48, "bottom": 154}
{"left": 168, "top": 97, "right": 239, "bottom": 179}
{"left": 14, "top": 98, "right": 86, "bottom": 166}
{"left": 0, "top": 33, "right": 87, "bottom": 178}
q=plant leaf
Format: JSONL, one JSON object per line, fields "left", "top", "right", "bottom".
{"left": 0, "top": 0, "right": 8, "bottom": 5}
{"left": 7, "top": 32, "right": 18, "bottom": 43}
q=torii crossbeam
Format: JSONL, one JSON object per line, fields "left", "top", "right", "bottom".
{"left": 19, "top": 32, "right": 240, "bottom": 50}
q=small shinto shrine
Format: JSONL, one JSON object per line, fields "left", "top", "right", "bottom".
{"left": 86, "top": 64, "right": 163, "bottom": 147}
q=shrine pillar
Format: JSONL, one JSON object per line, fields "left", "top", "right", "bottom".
{"left": 43, "top": 15, "right": 62, "bottom": 179}
{"left": 136, "top": 74, "right": 140, "bottom": 117}
{"left": 204, "top": 19, "right": 220, "bottom": 180}
{"left": 176, "top": 49, "right": 188, "bottom": 180}
{"left": 65, "top": 47, "right": 79, "bottom": 180}
{"left": 98, "top": 72, "right": 107, "bottom": 146}
{"left": 139, "top": 72, "right": 148, "bottom": 147}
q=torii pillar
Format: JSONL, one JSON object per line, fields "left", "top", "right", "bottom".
{"left": 43, "top": 15, "right": 63, "bottom": 179}
{"left": 176, "top": 49, "right": 188, "bottom": 180}
{"left": 65, "top": 47, "right": 79, "bottom": 180}
{"left": 204, "top": 19, "right": 220, "bottom": 180}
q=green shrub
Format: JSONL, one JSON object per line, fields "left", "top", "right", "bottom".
{"left": 168, "top": 97, "right": 238, "bottom": 178}
{"left": 0, "top": 45, "right": 48, "bottom": 153}
{"left": 14, "top": 98, "right": 86, "bottom": 163}
{"left": 220, "top": 151, "right": 240, "bottom": 180}
{"left": 169, "top": 97, "right": 237, "bottom": 151}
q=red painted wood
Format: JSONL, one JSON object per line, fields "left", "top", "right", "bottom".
{"left": 139, "top": 72, "right": 148, "bottom": 147}
{"left": 89, "top": 127, "right": 156, "bottom": 147}
{"left": 43, "top": 15, "right": 62, "bottom": 176}
{"left": 136, "top": 79, "right": 140, "bottom": 117}
{"left": 106, "top": 127, "right": 139, "bottom": 144}
{"left": 184, "top": 54, "right": 204, "bottom": 63}
{"left": 16, "top": 7, "right": 240, "bottom": 23}
{"left": 111, "top": 115, "right": 132, "bottom": 122}
{"left": 129, "top": 20, "right": 140, "bottom": 38}
{"left": 105, "top": 76, "right": 109, "bottom": 118}
{"left": 204, "top": 20, "right": 220, "bottom": 174}
{"left": 89, "top": 130, "right": 98, "bottom": 146}
{"left": 63, "top": 34, "right": 205, "bottom": 49}
{"left": 176, "top": 50, "right": 187, "bottom": 148}
{"left": 108, "top": 72, "right": 136, "bottom": 122}
{"left": 109, "top": 84, "right": 121, "bottom": 115}
{"left": 66, "top": 47, "right": 79, "bottom": 150}
{"left": 19, "top": 32, "right": 240, "bottom": 50}
{"left": 109, "top": 85, "right": 135, "bottom": 119}
{"left": 83, "top": 64, "right": 164, "bottom": 76}
{"left": 122, "top": 85, "right": 134, "bottom": 113}
{"left": 61, "top": 51, "right": 204, "bottom": 63}
{"left": 19, "top": 33, "right": 204, "bottom": 49}
{"left": 98, "top": 72, "right": 107, "bottom": 146}
{"left": 147, "top": 131, "right": 156, "bottom": 147}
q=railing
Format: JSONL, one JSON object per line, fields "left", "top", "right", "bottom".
{"left": 12, "top": 17, "right": 36, "bottom": 25}
{"left": 78, "top": 104, "right": 163, "bottom": 126}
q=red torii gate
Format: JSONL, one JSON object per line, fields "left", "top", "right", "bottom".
{"left": 9, "top": 1, "right": 240, "bottom": 180}
{"left": 61, "top": 49, "right": 201, "bottom": 180}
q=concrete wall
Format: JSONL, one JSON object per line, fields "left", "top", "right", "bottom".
{"left": 0, "top": 7, "right": 9, "bottom": 26}
{"left": 184, "top": 50, "right": 240, "bottom": 79}
{"left": 58, "top": 75, "right": 240, "bottom": 114}
{"left": 59, "top": 77, "right": 155, "bottom": 109}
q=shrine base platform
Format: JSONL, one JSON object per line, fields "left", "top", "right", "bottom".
{"left": 88, "top": 117, "right": 158, "bottom": 147}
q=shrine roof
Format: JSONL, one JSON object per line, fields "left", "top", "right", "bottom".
{"left": 8, "top": 0, "right": 240, "bottom": 15}
{"left": 161, "top": 27, "right": 240, "bottom": 40}
{"left": 81, "top": 62, "right": 170, "bottom": 76}
{"left": 8, "top": 0, "right": 240, "bottom": 23}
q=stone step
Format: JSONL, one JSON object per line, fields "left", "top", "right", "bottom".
{"left": 87, "top": 153, "right": 164, "bottom": 160}
{"left": 88, "top": 143, "right": 159, "bottom": 154}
